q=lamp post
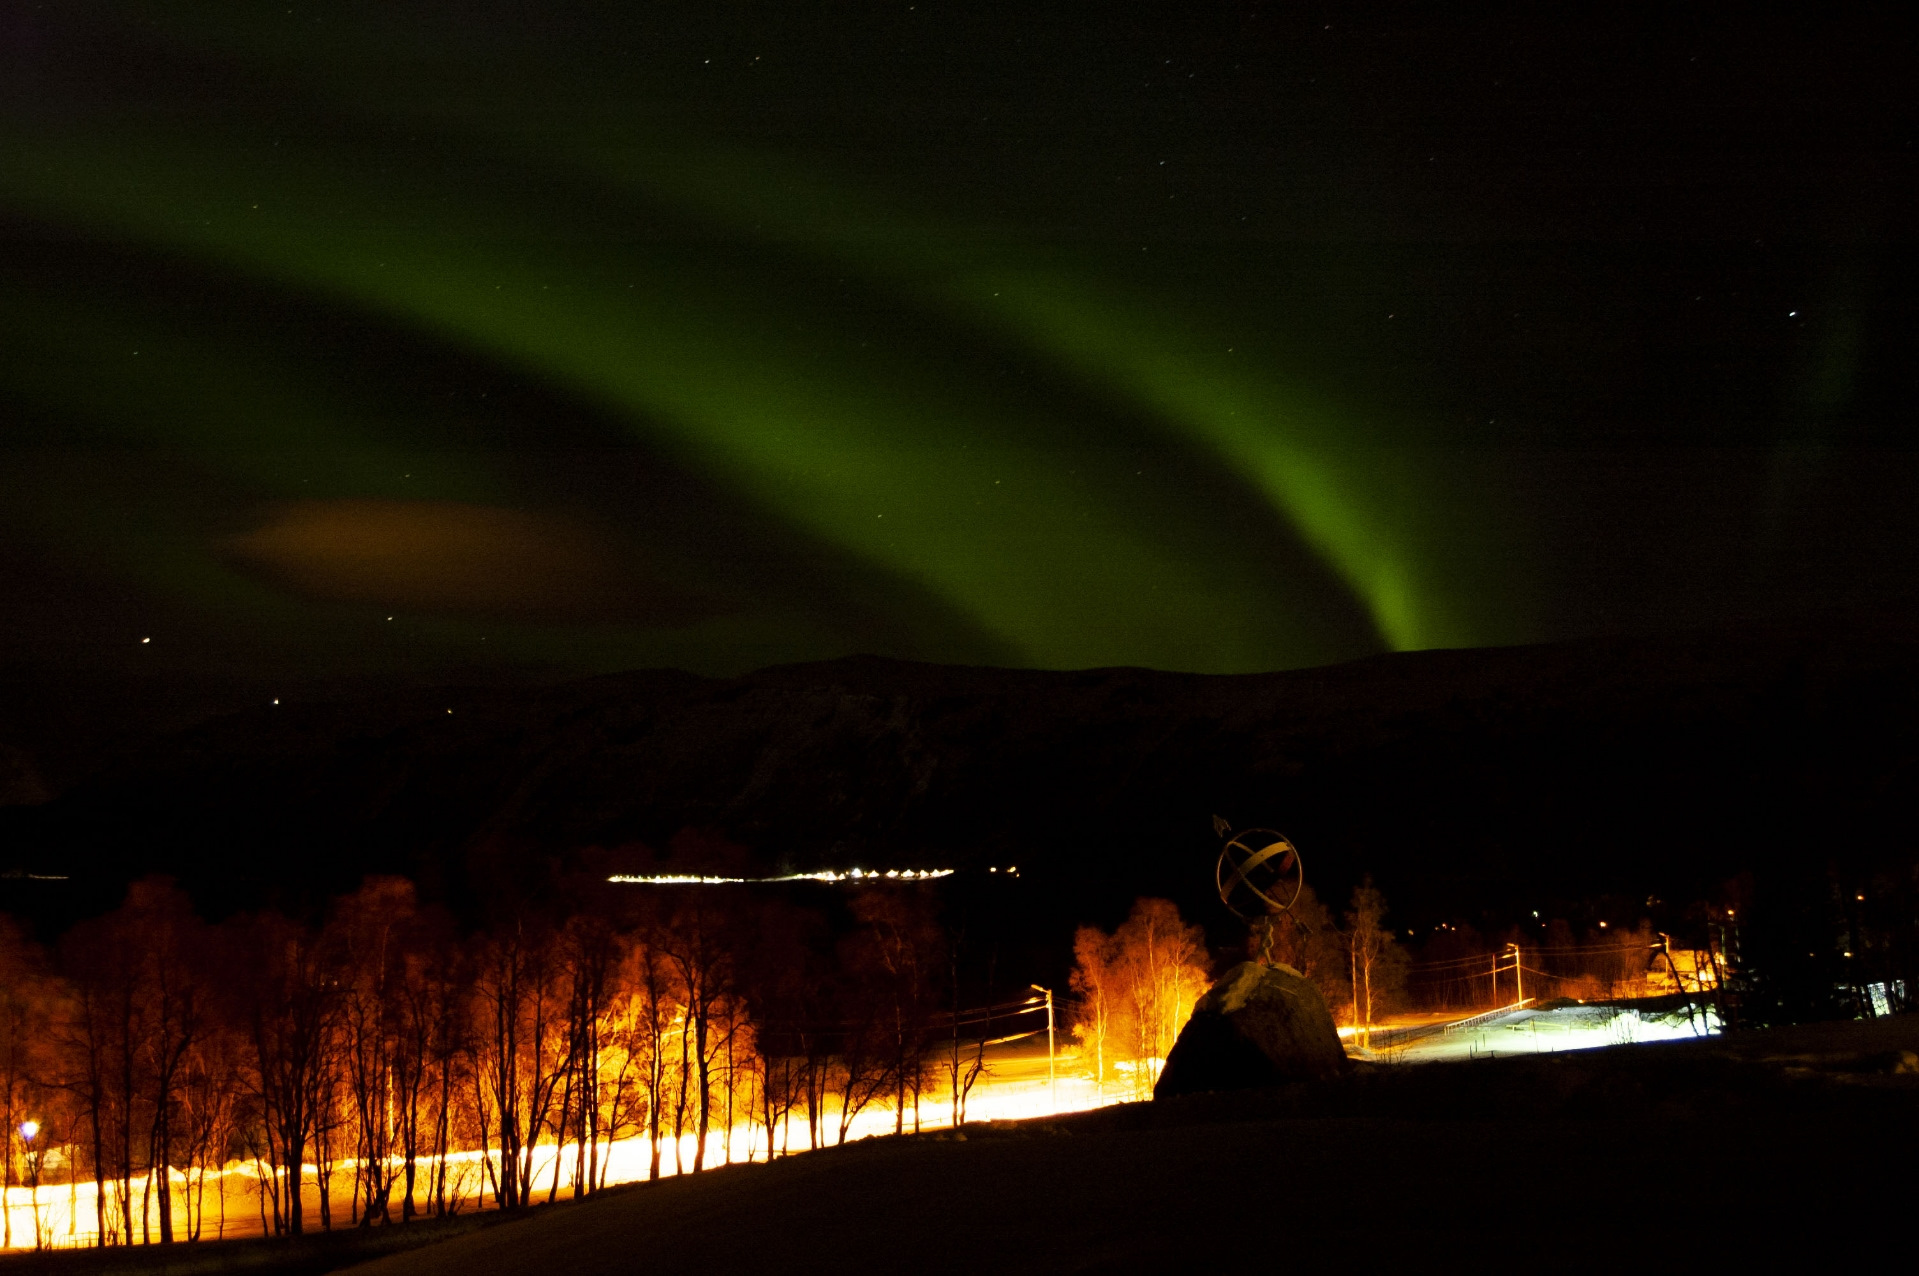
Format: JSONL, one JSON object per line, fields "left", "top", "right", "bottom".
{"left": 18, "top": 1121, "right": 40, "bottom": 1248}
{"left": 1029, "top": 985, "right": 1056, "bottom": 1112}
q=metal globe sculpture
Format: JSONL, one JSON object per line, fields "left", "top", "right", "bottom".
{"left": 1215, "top": 827, "right": 1304, "bottom": 923}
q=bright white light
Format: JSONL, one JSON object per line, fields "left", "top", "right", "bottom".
{"left": 17, "top": 1121, "right": 37, "bottom": 1141}
{"left": 608, "top": 874, "right": 747, "bottom": 885}
{"left": 607, "top": 868, "right": 955, "bottom": 886}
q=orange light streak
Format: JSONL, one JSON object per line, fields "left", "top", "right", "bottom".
{"left": 1, "top": 1042, "right": 1117, "bottom": 1251}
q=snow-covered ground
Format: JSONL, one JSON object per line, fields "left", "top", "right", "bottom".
{"left": 1355, "top": 1001, "right": 1722, "bottom": 1064}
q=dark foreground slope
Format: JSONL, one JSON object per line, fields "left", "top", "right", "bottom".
{"left": 4, "top": 628, "right": 1918, "bottom": 957}
{"left": 294, "top": 1020, "right": 1919, "bottom": 1273}
{"left": 345, "top": 1016, "right": 1919, "bottom": 1273}
{"left": 2, "top": 1018, "right": 1912, "bottom": 1276}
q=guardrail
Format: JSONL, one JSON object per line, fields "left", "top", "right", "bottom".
{"left": 1441, "top": 999, "right": 1535, "bottom": 1033}
{"left": 1349, "top": 1000, "right": 1537, "bottom": 1053}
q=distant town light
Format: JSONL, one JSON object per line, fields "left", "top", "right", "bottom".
{"left": 608, "top": 868, "right": 955, "bottom": 886}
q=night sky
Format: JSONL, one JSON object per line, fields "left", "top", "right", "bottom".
{"left": 3, "top": 4, "right": 1915, "bottom": 689}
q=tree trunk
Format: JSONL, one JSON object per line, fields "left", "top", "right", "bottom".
{"left": 693, "top": 997, "right": 711, "bottom": 1173}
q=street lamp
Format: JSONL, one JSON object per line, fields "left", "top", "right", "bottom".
{"left": 18, "top": 1119, "right": 42, "bottom": 1244}
{"left": 1029, "top": 984, "right": 1056, "bottom": 1111}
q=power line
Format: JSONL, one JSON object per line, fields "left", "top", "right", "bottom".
{"left": 1406, "top": 942, "right": 1658, "bottom": 972}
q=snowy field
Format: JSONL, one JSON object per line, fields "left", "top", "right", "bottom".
{"left": 1355, "top": 1001, "right": 1722, "bottom": 1064}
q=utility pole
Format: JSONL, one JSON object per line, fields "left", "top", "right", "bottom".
{"left": 1507, "top": 943, "right": 1523, "bottom": 1003}
{"left": 1031, "top": 985, "right": 1056, "bottom": 1112}
{"left": 1353, "top": 943, "right": 1363, "bottom": 1044}
{"left": 1491, "top": 952, "right": 1499, "bottom": 1007}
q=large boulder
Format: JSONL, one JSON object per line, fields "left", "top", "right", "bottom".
{"left": 1154, "top": 961, "right": 1347, "bottom": 1098}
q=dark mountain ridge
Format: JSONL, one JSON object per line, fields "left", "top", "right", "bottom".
{"left": 4, "top": 629, "right": 1916, "bottom": 988}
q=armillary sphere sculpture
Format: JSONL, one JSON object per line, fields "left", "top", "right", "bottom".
{"left": 1213, "top": 820, "right": 1304, "bottom": 966}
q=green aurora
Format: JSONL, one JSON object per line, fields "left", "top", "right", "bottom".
{"left": 2, "top": 4, "right": 1913, "bottom": 683}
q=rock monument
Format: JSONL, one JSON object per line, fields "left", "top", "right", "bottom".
{"left": 1154, "top": 823, "right": 1347, "bottom": 1098}
{"left": 1154, "top": 959, "right": 1348, "bottom": 1097}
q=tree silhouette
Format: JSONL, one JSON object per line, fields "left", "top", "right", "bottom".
{"left": 1069, "top": 899, "right": 1209, "bottom": 1099}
